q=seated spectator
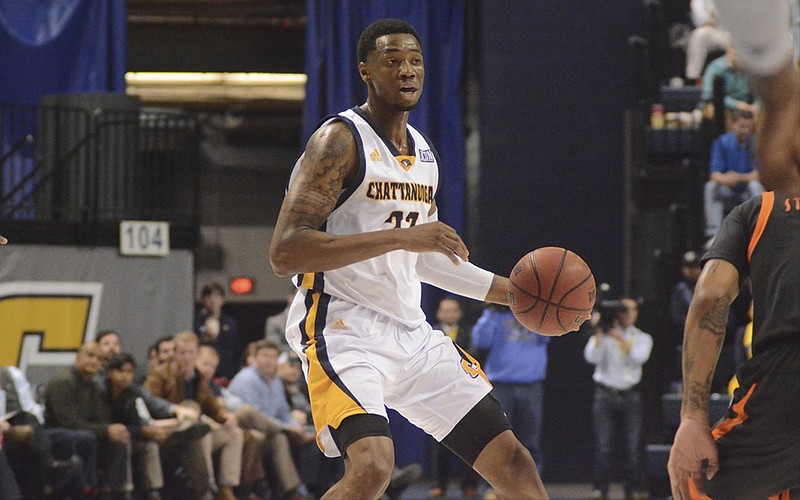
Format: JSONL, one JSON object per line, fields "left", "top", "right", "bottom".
{"left": 228, "top": 341, "right": 312, "bottom": 446}
{"left": 107, "top": 352, "right": 210, "bottom": 500}
{"left": 145, "top": 331, "right": 242, "bottom": 500}
{"left": 700, "top": 44, "right": 759, "bottom": 119}
{"left": 669, "top": 251, "right": 702, "bottom": 328}
{"left": 1, "top": 365, "right": 82, "bottom": 498}
{"left": 194, "top": 283, "right": 242, "bottom": 381}
{"left": 198, "top": 344, "right": 309, "bottom": 500}
{"left": 138, "top": 344, "right": 160, "bottom": 385}
{"left": 44, "top": 342, "right": 131, "bottom": 498}
{"left": 97, "top": 330, "right": 122, "bottom": 366}
{"left": 154, "top": 336, "right": 176, "bottom": 369}
{"left": 685, "top": 0, "right": 729, "bottom": 83}
{"left": 704, "top": 110, "right": 764, "bottom": 238}
{"left": 196, "top": 345, "right": 267, "bottom": 498}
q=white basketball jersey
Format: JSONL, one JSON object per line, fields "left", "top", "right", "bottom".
{"left": 290, "top": 107, "right": 441, "bottom": 328}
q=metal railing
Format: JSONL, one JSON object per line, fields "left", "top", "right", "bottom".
{"left": 0, "top": 101, "right": 201, "bottom": 226}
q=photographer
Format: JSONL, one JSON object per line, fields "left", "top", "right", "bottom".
{"left": 584, "top": 298, "right": 653, "bottom": 500}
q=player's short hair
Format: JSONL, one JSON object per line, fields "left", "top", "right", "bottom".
{"left": 357, "top": 18, "right": 422, "bottom": 64}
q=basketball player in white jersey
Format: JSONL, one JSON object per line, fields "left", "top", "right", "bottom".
{"left": 270, "top": 18, "right": 547, "bottom": 500}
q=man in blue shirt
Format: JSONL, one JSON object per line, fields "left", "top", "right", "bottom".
{"left": 227, "top": 340, "right": 311, "bottom": 444}
{"left": 471, "top": 304, "right": 550, "bottom": 473}
{"left": 704, "top": 110, "right": 763, "bottom": 238}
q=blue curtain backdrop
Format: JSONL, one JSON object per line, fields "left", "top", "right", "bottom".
{"left": 0, "top": 0, "right": 126, "bottom": 105}
{"left": 304, "top": 0, "right": 467, "bottom": 471}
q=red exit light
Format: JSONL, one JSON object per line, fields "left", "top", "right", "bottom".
{"left": 229, "top": 277, "right": 254, "bottom": 295}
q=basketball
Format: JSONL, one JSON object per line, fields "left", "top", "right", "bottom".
{"left": 507, "top": 247, "right": 596, "bottom": 336}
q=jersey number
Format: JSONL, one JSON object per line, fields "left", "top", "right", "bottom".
{"left": 385, "top": 211, "right": 419, "bottom": 228}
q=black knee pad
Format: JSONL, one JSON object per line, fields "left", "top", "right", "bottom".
{"left": 330, "top": 414, "right": 392, "bottom": 458}
{"left": 441, "top": 393, "right": 512, "bottom": 466}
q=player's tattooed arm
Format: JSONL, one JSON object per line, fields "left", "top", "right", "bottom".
{"left": 680, "top": 259, "right": 739, "bottom": 417}
{"left": 285, "top": 123, "right": 355, "bottom": 231}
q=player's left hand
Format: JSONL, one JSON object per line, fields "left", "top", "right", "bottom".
{"left": 0, "top": 234, "right": 7, "bottom": 245}
{"left": 668, "top": 417, "right": 719, "bottom": 500}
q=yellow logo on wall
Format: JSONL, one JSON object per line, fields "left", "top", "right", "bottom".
{"left": 0, "top": 282, "right": 103, "bottom": 372}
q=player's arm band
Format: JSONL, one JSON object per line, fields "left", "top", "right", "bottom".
{"left": 416, "top": 252, "right": 494, "bottom": 301}
{"left": 716, "top": 0, "right": 794, "bottom": 76}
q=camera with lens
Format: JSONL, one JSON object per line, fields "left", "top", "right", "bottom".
{"left": 596, "top": 299, "right": 629, "bottom": 331}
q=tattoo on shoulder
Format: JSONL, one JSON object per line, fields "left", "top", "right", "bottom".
{"left": 287, "top": 127, "right": 354, "bottom": 227}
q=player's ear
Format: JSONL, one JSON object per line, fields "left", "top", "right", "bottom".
{"left": 358, "top": 62, "right": 370, "bottom": 83}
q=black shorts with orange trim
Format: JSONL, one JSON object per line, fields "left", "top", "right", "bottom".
{"left": 703, "top": 343, "right": 800, "bottom": 499}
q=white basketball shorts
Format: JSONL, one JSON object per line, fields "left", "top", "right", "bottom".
{"left": 285, "top": 288, "right": 492, "bottom": 458}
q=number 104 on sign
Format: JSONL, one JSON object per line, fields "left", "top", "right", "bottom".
{"left": 119, "top": 220, "right": 170, "bottom": 257}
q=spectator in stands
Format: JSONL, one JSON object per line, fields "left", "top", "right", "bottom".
{"left": 429, "top": 297, "right": 481, "bottom": 498}
{"left": 194, "top": 283, "right": 242, "bottom": 380}
{"left": 685, "top": 0, "right": 729, "bottom": 83}
{"left": 107, "top": 352, "right": 213, "bottom": 500}
{"left": 145, "top": 331, "right": 242, "bottom": 500}
{"left": 242, "top": 340, "right": 258, "bottom": 367}
{"left": 471, "top": 304, "right": 550, "bottom": 477}
{"left": 700, "top": 44, "right": 758, "bottom": 117}
{"left": 265, "top": 287, "right": 297, "bottom": 353}
{"left": 139, "top": 344, "right": 160, "bottom": 385}
{"left": 228, "top": 340, "right": 311, "bottom": 446}
{"left": 94, "top": 329, "right": 122, "bottom": 389}
{"left": 584, "top": 299, "right": 653, "bottom": 500}
{"left": 154, "top": 336, "right": 175, "bottom": 369}
{"left": 44, "top": 342, "right": 131, "bottom": 498}
{"left": 670, "top": 250, "right": 702, "bottom": 328}
{"left": 97, "top": 330, "right": 122, "bottom": 365}
{"left": 1, "top": 364, "right": 82, "bottom": 498}
{"left": 703, "top": 110, "right": 763, "bottom": 238}
{"left": 196, "top": 345, "right": 267, "bottom": 499}
{"left": 197, "top": 344, "right": 311, "bottom": 500}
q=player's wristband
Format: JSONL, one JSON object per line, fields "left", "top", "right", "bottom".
{"left": 416, "top": 252, "right": 494, "bottom": 301}
{"left": 716, "top": 0, "right": 794, "bottom": 76}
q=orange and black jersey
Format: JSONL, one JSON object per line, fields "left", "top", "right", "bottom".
{"left": 702, "top": 192, "right": 800, "bottom": 352}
